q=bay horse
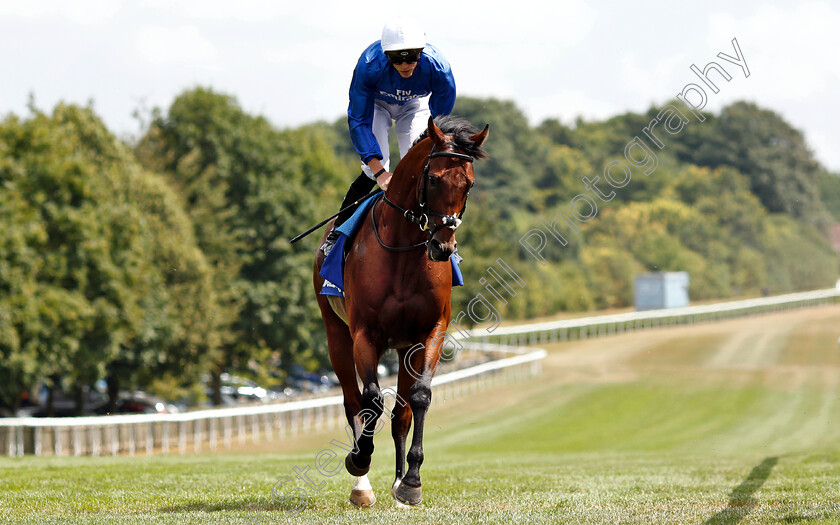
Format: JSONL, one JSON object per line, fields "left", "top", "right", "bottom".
{"left": 312, "top": 116, "right": 488, "bottom": 507}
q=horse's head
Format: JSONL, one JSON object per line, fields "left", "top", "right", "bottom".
{"left": 419, "top": 116, "right": 489, "bottom": 261}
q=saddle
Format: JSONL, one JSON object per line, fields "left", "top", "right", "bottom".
{"left": 319, "top": 191, "right": 463, "bottom": 300}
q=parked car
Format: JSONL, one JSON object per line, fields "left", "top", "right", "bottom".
{"left": 286, "top": 365, "right": 336, "bottom": 393}
{"left": 202, "top": 373, "right": 286, "bottom": 404}
{"left": 91, "top": 392, "right": 179, "bottom": 415}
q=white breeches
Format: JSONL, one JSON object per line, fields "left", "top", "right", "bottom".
{"left": 361, "top": 96, "right": 431, "bottom": 180}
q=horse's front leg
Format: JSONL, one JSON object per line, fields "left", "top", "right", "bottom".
{"left": 392, "top": 331, "right": 444, "bottom": 506}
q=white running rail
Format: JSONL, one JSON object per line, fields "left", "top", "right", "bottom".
{"left": 0, "top": 348, "right": 546, "bottom": 457}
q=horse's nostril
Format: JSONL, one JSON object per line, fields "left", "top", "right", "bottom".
{"left": 428, "top": 239, "right": 448, "bottom": 261}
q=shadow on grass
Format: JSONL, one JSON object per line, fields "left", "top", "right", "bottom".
{"left": 702, "top": 456, "right": 778, "bottom": 525}
{"left": 159, "top": 496, "right": 317, "bottom": 515}
{"left": 158, "top": 502, "right": 278, "bottom": 513}
{"left": 783, "top": 507, "right": 840, "bottom": 523}
{"left": 159, "top": 499, "right": 321, "bottom": 524}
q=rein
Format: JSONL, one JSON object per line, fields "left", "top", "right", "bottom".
{"left": 374, "top": 147, "right": 474, "bottom": 252}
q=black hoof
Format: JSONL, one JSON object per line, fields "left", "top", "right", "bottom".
{"left": 392, "top": 480, "right": 423, "bottom": 505}
{"left": 345, "top": 453, "right": 370, "bottom": 476}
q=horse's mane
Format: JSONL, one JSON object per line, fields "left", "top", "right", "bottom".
{"left": 413, "top": 116, "right": 488, "bottom": 160}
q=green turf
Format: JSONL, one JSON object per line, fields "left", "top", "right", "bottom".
{"left": 2, "top": 305, "right": 840, "bottom": 524}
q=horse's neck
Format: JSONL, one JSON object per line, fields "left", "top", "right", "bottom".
{"left": 375, "top": 140, "right": 439, "bottom": 250}
{"left": 378, "top": 189, "right": 425, "bottom": 247}
{"left": 385, "top": 180, "right": 418, "bottom": 214}
{"left": 385, "top": 142, "right": 429, "bottom": 214}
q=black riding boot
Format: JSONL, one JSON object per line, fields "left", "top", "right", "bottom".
{"left": 321, "top": 172, "right": 377, "bottom": 256}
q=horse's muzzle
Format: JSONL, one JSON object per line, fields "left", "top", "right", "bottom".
{"left": 427, "top": 237, "right": 455, "bottom": 262}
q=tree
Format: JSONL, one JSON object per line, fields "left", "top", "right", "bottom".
{"left": 816, "top": 169, "right": 840, "bottom": 222}
{"left": 136, "top": 88, "right": 351, "bottom": 398}
{"left": 452, "top": 97, "right": 544, "bottom": 214}
{"left": 108, "top": 171, "right": 220, "bottom": 410}
{"left": 684, "top": 101, "right": 830, "bottom": 226}
{"left": 0, "top": 103, "right": 216, "bottom": 414}
{"left": 0, "top": 175, "right": 43, "bottom": 412}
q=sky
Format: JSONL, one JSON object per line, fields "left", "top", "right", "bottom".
{"left": 2, "top": 0, "right": 839, "bottom": 171}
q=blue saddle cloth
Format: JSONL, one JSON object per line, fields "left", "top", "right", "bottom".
{"left": 319, "top": 191, "right": 464, "bottom": 297}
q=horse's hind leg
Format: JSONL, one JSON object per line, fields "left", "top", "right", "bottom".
{"left": 316, "top": 292, "right": 360, "bottom": 423}
{"left": 345, "top": 330, "right": 385, "bottom": 477}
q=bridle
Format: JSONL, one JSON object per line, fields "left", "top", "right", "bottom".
{"left": 374, "top": 146, "right": 474, "bottom": 252}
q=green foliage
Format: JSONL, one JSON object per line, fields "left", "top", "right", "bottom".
{"left": 816, "top": 169, "right": 840, "bottom": 221}
{"left": 761, "top": 215, "right": 838, "bottom": 292}
{"left": 0, "top": 103, "right": 216, "bottom": 412}
{"left": 453, "top": 97, "right": 546, "bottom": 214}
{"left": 581, "top": 245, "right": 643, "bottom": 308}
{"left": 673, "top": 101, "right": 831, "bottom": 227}
{"left": 135, "top": 88, "right": 351, "bottom": 384}
{"left": 436, "top": 97, "right": 838, "bottom": 321}
{"left": 119, "top": 170, "right": 221, "bottom": 389}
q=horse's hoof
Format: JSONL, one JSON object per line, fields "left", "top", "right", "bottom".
{"left": 391, "top": 478, "right": 422, "bottom": 506}
{"left": 349, "top": 489, "right": 376, "bottom": 507}
{"left": 345, "top": 453, "right": 370, "bottom": 476}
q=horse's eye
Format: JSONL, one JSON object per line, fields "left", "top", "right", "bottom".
{"left": 429, "top": 176, "right": 440, "bottom": 187}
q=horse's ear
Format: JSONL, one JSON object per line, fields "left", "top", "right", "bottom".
{"left": 428, "top": 116, "right": 446, "bottom": 147}
{"left": 469, "top": 124, "right": 490, "bottom": 147}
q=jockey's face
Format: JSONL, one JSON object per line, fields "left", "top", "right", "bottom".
{"left": 386, "top": 49, "right": 421, "bottom": 78}
{"left": 393, "top": 62, "right": 417, "bottom": 78}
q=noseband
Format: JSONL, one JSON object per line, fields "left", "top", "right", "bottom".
{"left": 375, "top": 146, "right": 474, "bottom": 252}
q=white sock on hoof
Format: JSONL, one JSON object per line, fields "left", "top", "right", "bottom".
{"left": 392, "top": 479, "right": 410, "bottom": 509}
{"left": 349, "top": 474, "right": 376, "bottom": 508}
{"left": 353, "top": 475, "right": 372, "bottom": 491}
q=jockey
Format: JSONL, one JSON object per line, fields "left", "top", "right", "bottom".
{"left": 321, "top": 17, "right": 456, "bottom": 256}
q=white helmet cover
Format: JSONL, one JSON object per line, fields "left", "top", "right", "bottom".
{"left": 381, "top": 17, "right": 426, "bottom": 52}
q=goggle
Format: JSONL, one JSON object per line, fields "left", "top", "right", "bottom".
{"left": 386, "top": 49, "right": 423, "bottom": 65}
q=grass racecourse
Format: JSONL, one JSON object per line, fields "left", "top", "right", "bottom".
{"left": 3, "top": 304, "right": 840, "bottom": 524}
